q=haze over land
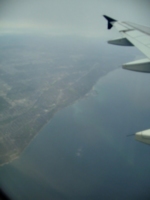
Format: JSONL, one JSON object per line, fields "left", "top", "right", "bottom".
{"left": 0, "top": 34, "right": 123, "bottom": 165}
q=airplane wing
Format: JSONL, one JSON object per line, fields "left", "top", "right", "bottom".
{"left": 104, "top": 15, "right": 150, "bottom": 145}
{"left": 103, "top": 15, "right": 150, "bottom": 73}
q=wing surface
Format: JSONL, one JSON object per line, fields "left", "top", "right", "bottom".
{"left": 103, "top": 15, "right": 150, "bottom": 72}
{"left": 104, "top": 16, "right": 150, "bottom": 145}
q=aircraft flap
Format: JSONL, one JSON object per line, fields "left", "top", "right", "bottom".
{"left": 108, "top": 37, "right": 133, "bottom": 46}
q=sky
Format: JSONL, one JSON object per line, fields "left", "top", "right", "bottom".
{"left": 0, "top": 0, "right": 150, "bottom": 37}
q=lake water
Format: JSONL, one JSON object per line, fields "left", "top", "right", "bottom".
{"left": 1, "top": 68, "right": 150, "bottom": 200}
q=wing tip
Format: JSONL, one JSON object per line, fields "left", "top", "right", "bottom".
{"left": 103, "top": 15, "right": 117, "bottom": 29}
{"left": 103, "top": 15, "right": 117, "bottom": 21}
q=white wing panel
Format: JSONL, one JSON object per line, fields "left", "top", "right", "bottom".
{"left": 113, "top": 21, "right": 150, "bottom": 59}
{"left": 113, "top": 22, "right": 131, "bottom": 31}
{"left": 136, "top": 35, "right": 150, "bottom": 45}
{"left": 126, "top": 30, "right": 143, "bottom": 37}
{"left": 122, "top": 31, "right": 150, "bottom": 59}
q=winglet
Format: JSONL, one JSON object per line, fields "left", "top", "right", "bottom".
{"left": 103, "top": 15, "right": 117, "bottom": 29}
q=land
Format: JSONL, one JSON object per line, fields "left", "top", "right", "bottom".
{"left": 0, "top": 35, "right": 117, "bottom": 165}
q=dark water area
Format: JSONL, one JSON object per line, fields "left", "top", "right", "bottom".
{"left": 1, "top": 68, "right": 150, "bottom": 200}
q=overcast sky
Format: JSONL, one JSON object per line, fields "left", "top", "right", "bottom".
{"left": 0, "top": 0, "right": 150, "bottom": 37}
